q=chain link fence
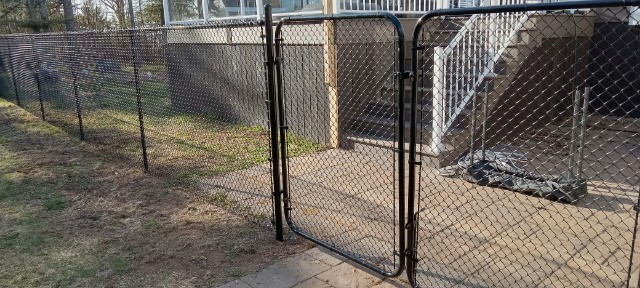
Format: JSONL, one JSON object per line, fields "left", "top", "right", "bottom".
{"left": 0, "top": 21, "right": 285, "bottom": 225}
{"left": 276, "top": 15, "right": 406, "bottom": 275}
{"left": 409, "top": 3, "right": 640, "bottom": 287}
{"left": 1, "top": 1, "right": 640, "bottom": 286}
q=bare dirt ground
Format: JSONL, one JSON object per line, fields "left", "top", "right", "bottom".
{"left": 0, "top": 99, "right": 309, "bottom": 287}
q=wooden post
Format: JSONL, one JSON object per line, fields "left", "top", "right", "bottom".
{"left": 323, "top": 0, "right": 339, "bottom": 147}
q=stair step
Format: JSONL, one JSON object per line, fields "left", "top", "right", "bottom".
{"left": 373, "top": 99, "right": 472, "bottom": 115}
{"left": 424, "top": 71, "right": 507, "bottom": 80}
{"left": 366, "top": 99, "right": 473, "bottom": 126}
{"left": 420, "top": 41, "right": 528, "bottom": 49}
{"left": 381, "top": 85, "right": 489, "bottom": 98}
{"left": 354, "top": 115, "right": 465, "bottom": 135}
{"left": 344, "top": 132, "right": 456, "bottom": 157}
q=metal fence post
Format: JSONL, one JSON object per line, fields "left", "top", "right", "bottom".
{"left": 129, "top": 0, "right": 150, "bottom": 172}
{"left": 5, "top": 41, "right": 21, "bottom": 106}
{"left": 35, "top": 71, "right": 46, "bottom": 121}
{"left": 264, "top": 4, "right": 284, "bottom": 241}
{"left": 30, "top": 37, "right": 46, "bottom": 121}
{"left": 67, "top": 34, "right": 85, "bottom": 141}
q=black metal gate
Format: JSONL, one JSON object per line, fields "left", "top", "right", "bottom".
{"left": 274, "top": 13, "right": 407, "bottom": 276}
{"left": 3, "top": 1, "right": 640, "bottom": 286}
{"left": 407, "top": 1, "right": 640, "bottom": 287}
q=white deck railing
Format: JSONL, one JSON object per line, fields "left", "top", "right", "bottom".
{"left": 430, "top": 0, "right": 531, "bottom": 153}
{"left": 429, "top": 0, "right": 580, "bottom": 154}
{"left": 163, "top": 0, "right": 574, "bottom": 25}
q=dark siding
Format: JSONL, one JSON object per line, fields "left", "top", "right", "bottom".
{"left": 587, "top": 22, "right": 640, "bottom": 118}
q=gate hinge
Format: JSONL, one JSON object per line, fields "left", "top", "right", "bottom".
{"left": 396, "top": 71, "right": 413, "bottom": 79}
{"left": 274, "top": 57, "right": 281, "bottom": 64}
{"left": 404, "top": 248, "right": 419, "bottom": 263}
{"left": 412, "top": 45, "right": 426, "bottom": 51}
{"left": 280, "top": 125, "right": 288, "bottom": 130}
{"left": 410, "top": 160, "right": 422, "bottom": 166}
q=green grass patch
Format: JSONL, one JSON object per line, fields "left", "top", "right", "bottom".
{"left": 226, "top": 267, "right": 245, "bottom": 278}
{"left": 108, "top": 255, "right": 130, "bottom": 274}
{"left": 143, "top": 218, "right": 161, "bottom": 231}
{"left": 206, "top": 193, "right": 236, "bottom": 209}
{"left": 43, "top": 196, "right": 69, "bottom": 211}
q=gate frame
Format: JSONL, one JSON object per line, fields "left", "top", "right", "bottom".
{"left": 274, "top": 12, "right": 408, "bottom": 277}
{"left": 407, "top": 0, "right": 640, "bottom": 287}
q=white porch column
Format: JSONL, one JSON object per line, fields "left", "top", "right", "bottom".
{"left": 163, "top": 0, "right": 170, "bottom": 26}
{"left": 431, "top": 47, "right": 446, "bottom": 155}
{"left": 486, "top": 0, "right": 499, "bottom": 75}
{"left": 629, "top": 7, "right": 640, "bottom": 26}
{"left": 436, "top": 0, "right": 450, "bottom": 9}
{"left": 203, "top": 0, "right": 210, "bottom": 22}
{"left": 256, "top": 0, "right": 263, "bottom": 19}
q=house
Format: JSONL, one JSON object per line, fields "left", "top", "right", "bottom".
{"left": 162, "top": 0, "right": 640, "bottom": 168}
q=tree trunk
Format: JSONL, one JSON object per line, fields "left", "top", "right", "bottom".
{"left": 138, "top": 0, "right": 144, "bottom": 26}
{"left": 116, "top": 0, "right": 126, "bottom": 28}
{"left": 38, "top": 0, "right": 49, "bottom": 32}
{"left": 26, "top": 0, "right": 40, "bottom": 32}
{"left": 61, "top": 0, "right": 75, "bottom": 31}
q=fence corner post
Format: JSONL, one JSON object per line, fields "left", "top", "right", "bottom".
{"left": 264, "top": 4, "right": 284, "bottom": 242}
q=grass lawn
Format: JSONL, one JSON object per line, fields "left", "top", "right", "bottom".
{"left": 36, "top": 75, "right": 321, "bottom": 184}
{"left": 0, "top": 98, "right": 311, "bottom": 287}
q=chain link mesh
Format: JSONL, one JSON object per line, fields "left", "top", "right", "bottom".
{"left": 278, "top": 18, "right": 404, "bottom": 273}
{"left": 412, "top": 6, "right": 640, "bottom": 287}
{"left": 0, "top": 21, "right": 277, "bottom": 225}
{"left": 1, "top": 4, "right": 639, "bottom": 286}
{"left": 0, "top": 40, "right": 18, "bottom": 104}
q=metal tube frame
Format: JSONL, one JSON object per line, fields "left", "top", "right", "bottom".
{"left": 128, "top": 29, "right": 150, "bottom": 172}
{"left": 264, "top": 4, "right": 285, "bottom": 241}
{"left": 408, "top": 0, "right": 640, "bottom": 286}
{"left": 274, "top": 12, "right": 407, "bottom": 277}
{"left": 67, "top": 34, "right": 85, "bottom": 141}
{"left": 31, "top": 37, "right": 46, "bottom": 121}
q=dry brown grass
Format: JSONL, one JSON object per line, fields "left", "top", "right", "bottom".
{"left": 0, "top": 98, "right": 310, "bottom": 287}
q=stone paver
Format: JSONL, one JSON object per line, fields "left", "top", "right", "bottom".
{"left": 211, "top": 121, "right": 640, "bottom": 287}
{"left": 218, "top": 280, "right": 253, "bottom": 288}
{"left": 315, "top": 262, "right": 383, "bottom": 288}
{"left": 240, "top": 252, "right": 332, "bottom": 288}
{"left": 218, "top": 247, "right": 410, "bottom": 288}
{"left": 293, "top": 277, "right": 333, "bottom": 288}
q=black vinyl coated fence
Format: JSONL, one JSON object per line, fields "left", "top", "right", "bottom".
{"left": 2, "top": 1, "right": 640, "bottom": 287}
{"left": 0, "top": 19, "right": 283, "bottom": 228}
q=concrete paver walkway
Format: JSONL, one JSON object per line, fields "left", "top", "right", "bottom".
{"left": 217, "top": 247, "right": 410, "bottom": 288}
{"left": 206, "top": 118, "right": 640, "bottom": 287}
